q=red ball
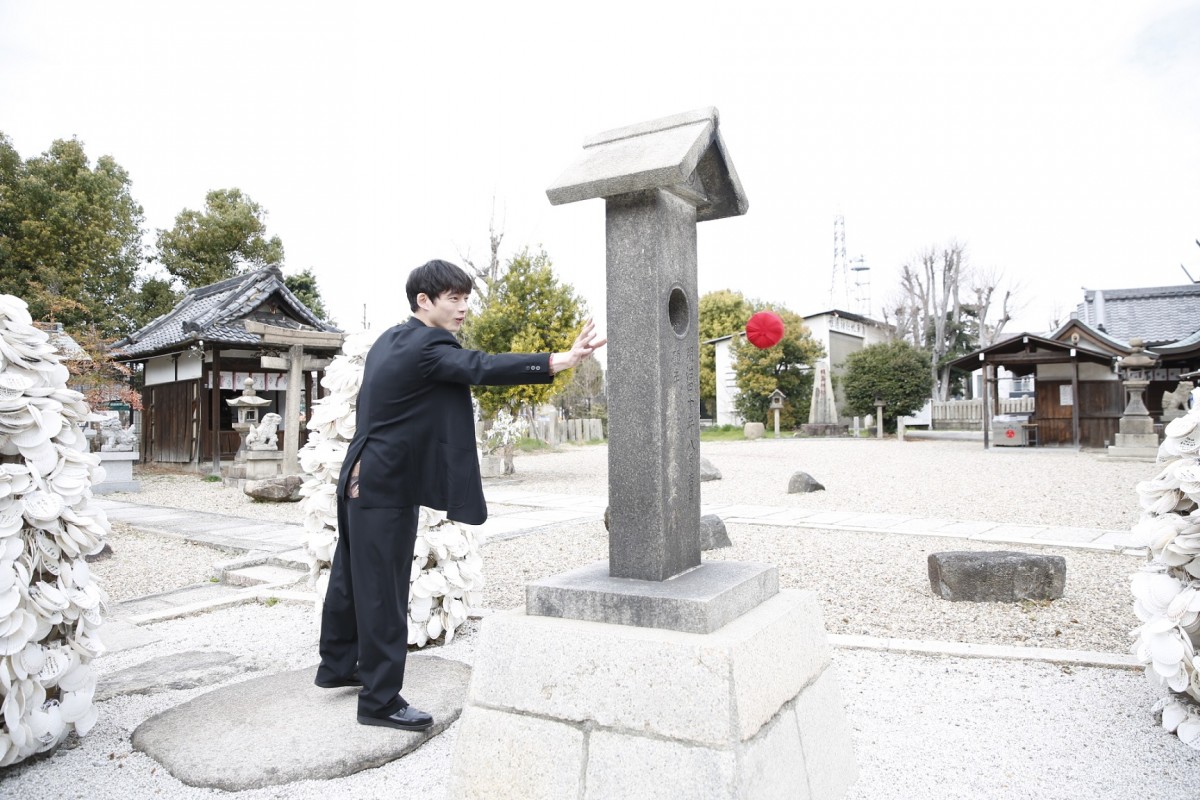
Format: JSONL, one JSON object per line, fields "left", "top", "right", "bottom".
{"left": 745, "top": 311, "right": 785, "bottom": 349}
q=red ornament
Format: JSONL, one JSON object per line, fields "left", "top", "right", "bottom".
{"left": 745, "top": 311, "right": 785, "bottom": 349}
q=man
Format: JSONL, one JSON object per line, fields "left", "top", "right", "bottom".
{"left": 315, "top": 259, "right": 606, "bottom": 730}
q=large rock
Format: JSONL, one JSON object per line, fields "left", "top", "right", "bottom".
{"left": 744, "top": 422, "right": 765, "bottom": 440}
{"left": 244, "top": 475, "right": 304, "bottom": 502}
{"left": 699, "top": 514, "right": 732, "bottom": 550}
{"left": 132, "top": 655, "right": 471, "bottom": 790}
{"left": 787, "top": 472, "right": 825, "bottom": 493}
{"left": 928, "top": 551, "right": 1066, "bottom": 602}
{"left": 699, "top": 457, "right": 722, "bottom": 482}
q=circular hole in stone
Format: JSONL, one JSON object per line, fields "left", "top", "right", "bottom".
{"left": 668, "top": 287, "right": 689, "bottom": 336}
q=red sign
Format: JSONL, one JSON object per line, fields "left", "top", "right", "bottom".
{"left": 1005, "top": 428, "right": 1016, "bottom": 438}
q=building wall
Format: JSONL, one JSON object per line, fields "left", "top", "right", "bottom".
{"left": 713, "top": 338, "right": 742, "bottom": 426}
{"left": 145, "top": 351, "right": 203, "bottom": 386}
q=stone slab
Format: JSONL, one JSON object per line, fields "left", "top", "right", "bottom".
{"left": 793, "top": 667, "right": 859, "bottom": 799}
{"left": 526, "top": 560, "right": 778, "bottom": 634}
{"left": 93, "top": 618, "right": 162, "bottom": 654}
{"left": 473, "top": 589, "right": 830, "bottom": 747}
{"left": 132, "top": 655, "right": 470, "bottom": 791}
{"left": 448, "top": 706, "right": 585, "bottom": 800}
{"left": 97, "top": 650, "right": 245, "bottom": 702}
{"left": 928, "top": 550, "right": 1066, "bottom": 602}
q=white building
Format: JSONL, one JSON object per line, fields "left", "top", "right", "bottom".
{"left": 706, "top": 309, "right": 892, "bottom": 426}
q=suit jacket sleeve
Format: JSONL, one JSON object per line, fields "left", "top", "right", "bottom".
{"left": 418, "top": 329, "right": 555, "bottom": 386}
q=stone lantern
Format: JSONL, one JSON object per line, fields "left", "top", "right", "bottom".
{"left": 226, "top": 378, "right": 271, "bottom": 455}
{"left": 1106, "top": 338, "right": 1160, "bottom": 460}
{"left": 768, "top": 388, "right": 786, "bottom": 438}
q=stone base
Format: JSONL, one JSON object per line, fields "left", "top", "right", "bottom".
{"left": 94, "top": 450, "right": 139, "bottom": 494}
{"left": 1104, "top": 445, "right": 1160, "bottom": 461}
{"left": 800, "top": 423, "right": 848, "bottom": 437}
{"left": 1113, "top": 431, "right": 1159, "bottom": 447}
{"left": 527, "top": 560, "right": 777, "bottom": 634}
{"left": 222, "top": 450, "right": 283, "bottom": 486}
{"left": 448, "top": 590, "right": 857, "bottom": 800}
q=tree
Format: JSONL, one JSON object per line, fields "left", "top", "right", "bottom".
{"left": 884, "top": 241, "right": 1017, "bottom": 401}
{"left": 459, "top": 206, "right": 505, "bottom": 309}
{"left": 558, "top": 355, "right": 606, "bottom": 420}
{"left": 841, "top": 340, "right": 933, "bottom": 432}
{"left": 731, "top": 308, "right": 824, "bottom": 427}
{"left": 698, "top": 289, "right": 754, "bottom": 417}
{"left": 462, "top": 247, "right": 585, "bottom": 418}
{"left": 284, "top": 267, "right": 332, "bottom": 322}
{"left": 128, "top": 274, "right": 181, "bottom": 331}
{"left": 156, "top": 188, "right": 284, "bottom": 288}
{"left": 0, "top": 134, "right": 145, "bottom": 337}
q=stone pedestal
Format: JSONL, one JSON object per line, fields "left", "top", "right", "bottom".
{"left": 94, "top": 450, "right": 139, "bottom": 494}
{"left": 448, "top": 590, "right": 857, "bottom": 800}
{"left": 1106, "top": 378, "right": 1160, "bottom": 461}
{"left": 222, "top": 450, "right": 283, "bottom": 488}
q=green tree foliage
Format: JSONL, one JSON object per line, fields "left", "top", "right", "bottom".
{"left": 128, "top": 274, "right": 181, "bottom": 331}
{"left": 462, "top": 247, "right": 584, "bottom": 418}
{"left": 284, "top": 267, "right": 331, "bottom": 322}
{"left": 156, "top": 188, "right": 284, "bottom": 288}
{"left": 0, "top": 134, "right": 145, "bottom": 336}
{"left": 698, "top": 289, "right": 753, "bottom": 413}
{"left": 732, "top": 308, "right": 824, "bottom": 427}
{"left": 841, "top": 339, "right": 933, "bottom": 431}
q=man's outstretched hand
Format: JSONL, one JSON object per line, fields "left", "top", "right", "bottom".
{"left": 550, "top": 319, "right": 607, "bottom": 374}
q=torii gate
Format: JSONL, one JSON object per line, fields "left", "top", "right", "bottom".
{"left": 244, "top": 320, "right": 344, "bottom": 475}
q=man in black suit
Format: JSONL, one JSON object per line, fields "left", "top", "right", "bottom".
{"left": 315, "top": 259, "right": 605, "bottom": 730}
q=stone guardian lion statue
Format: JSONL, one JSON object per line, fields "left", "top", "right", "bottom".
{"left": 246, "top": 412, "right": 283, "bottom": 450}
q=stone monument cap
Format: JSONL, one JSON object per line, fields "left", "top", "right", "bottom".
{"left": 546, "top": 106, "right": 748, "bottom": 221}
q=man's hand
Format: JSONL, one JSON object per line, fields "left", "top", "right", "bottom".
{"left": 550, "top": 319, "right": 607, "bottom": 375}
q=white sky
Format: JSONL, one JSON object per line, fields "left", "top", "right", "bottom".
{"left": 2, "top": 1, "right": 1198, "bottom": 340}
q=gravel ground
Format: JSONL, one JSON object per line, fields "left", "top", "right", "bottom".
{"left": 9, "top": 437, "right": 1185, "bottom": 799}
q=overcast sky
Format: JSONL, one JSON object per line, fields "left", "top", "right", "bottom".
{"left": 2, "top": 1, "right": 1197, "bottom": 341}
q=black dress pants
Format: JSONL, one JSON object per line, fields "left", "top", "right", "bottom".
{"left": 317, "top": 496, "right": 420, "bottom": 717}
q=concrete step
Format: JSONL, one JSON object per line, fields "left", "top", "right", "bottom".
{"left": 224, "top": 564, "right": 308, "bottom": 588}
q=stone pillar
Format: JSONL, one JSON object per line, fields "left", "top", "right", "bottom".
{"left": 606, "top": 188, "right": 701, "bottom": 580}
{"left": 283, "top": 343, "right": 304, "bottom": 475}
{"left": 451, "top": 107, "right": 857, "bottom": 800}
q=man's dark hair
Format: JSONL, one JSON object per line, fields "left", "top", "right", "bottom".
{"left": 406, "top": 260, "right": 473, "bottom": 311}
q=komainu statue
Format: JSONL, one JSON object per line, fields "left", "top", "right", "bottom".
{"left": 1163, "top": 381, "right": 1195, "bottom": 421}
{"left": 98, "top": 417, "right": 137, "bottom": 451}
{"left": 246, "top": 412, "right": 282, "bottom": 450}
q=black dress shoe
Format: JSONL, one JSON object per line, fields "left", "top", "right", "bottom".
{"left": 357, "top": 703, "right": 434, "bottom": 731}
{"left": 314, "top": 671, "right": 362, "bottom": 688}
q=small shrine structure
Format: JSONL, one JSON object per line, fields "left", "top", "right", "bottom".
{"left": 111, "top": 266, "right": 343, "bottom": 474}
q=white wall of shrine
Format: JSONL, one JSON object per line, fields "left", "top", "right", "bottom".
{"left": 144, "top": 351, "right": 204, "bottom": 386}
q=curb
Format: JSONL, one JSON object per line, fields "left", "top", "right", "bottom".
{"left": 828, "top": 633, "right": 1140, "bottom": 669}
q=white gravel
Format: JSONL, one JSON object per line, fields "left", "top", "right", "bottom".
{"left": 7, "top": 438, "right": 1190, "bottom": 798}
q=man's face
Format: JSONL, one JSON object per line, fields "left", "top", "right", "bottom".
{"left": 419, "top": 290, "right": 470, "bottom": 332}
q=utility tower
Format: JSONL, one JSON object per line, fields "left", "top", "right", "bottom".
{"left": 830, "top": 216, "right": 871, "bottom": 315}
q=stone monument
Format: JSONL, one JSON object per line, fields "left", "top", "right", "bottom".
{"left": 802, "top": 360, "right": 846, "bottom": 436}
{"left": 1162, "top": 380, "right": 1195, "bottom": 422}
{"left": 449, "top": 108, "right": 857, "bottom": 799}
{"left": 1106, "top": 338, "right": 1161, "bottom": 461}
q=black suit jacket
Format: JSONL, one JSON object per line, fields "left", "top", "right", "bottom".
{"left": 338, "top": 317, "right": 554, "bottom": 524}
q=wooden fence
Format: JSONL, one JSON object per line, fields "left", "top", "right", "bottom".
{"left": 931, "top": 397, "right": 1035, "bottom": 429}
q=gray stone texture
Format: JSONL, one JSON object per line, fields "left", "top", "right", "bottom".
{"left": 928, "top": 550, "right": 1066, "bottom": 602}
{"left": 527, "top": 560, "right": 777, "bottom": 634}
{"left": 604, "top": 187, "right": 703, "bottom": 580}
{"left": 449, "top": 590, "right": 854, "bottom": 799}
{"left": 243, "top": 474, "right": 304, "bottom": 502}
{"left": 131, "top": 655, "right": 470, "bottom": 790}
{"left": 744, "top": 422, "right": 765, "bottom": 440}
{"left": 700, "top": 456, "right": 722, "bottom": 481}
{"left": 788, "top": 471, "right": 826, "bottom": 493}
{"left": 97, "top": 651, "right": 243, "bottom": 702}
{"left": 699, "top": 514, "right": 732, "bottom": 550}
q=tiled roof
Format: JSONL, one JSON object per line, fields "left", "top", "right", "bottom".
{"left": 111, "top": 266, "right": 341, "bottom": 359}
{"left": 1075, "top": 284, "right": 1200, "bottom": 347}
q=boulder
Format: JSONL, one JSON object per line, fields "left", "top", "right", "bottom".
{"left": 699, "top": 457, "right": 722, "bottom": 482}
{"left": 699, "top": 514, "right": 731, "bottom": 550}
{"left": 244, "top": 475, "right": 304, "bottom": 502}
{"left": 787, "top": 472, "right": 825, "bottom": 493}
{"left": 927, "top": 551, "right": 1066, "bottom": 602}
{"left": 743, "top": 422, "right": 765, "bottom": 440}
